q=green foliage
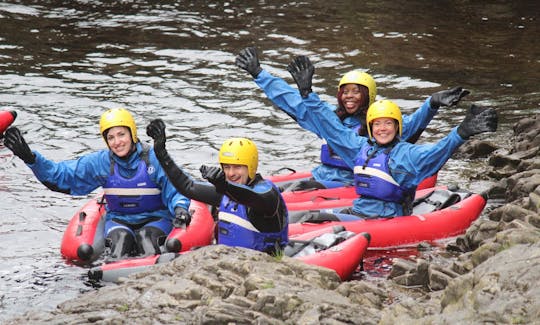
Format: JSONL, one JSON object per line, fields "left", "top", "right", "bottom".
{"left": 116, "top": 304, "right": 129, "bottom": 312}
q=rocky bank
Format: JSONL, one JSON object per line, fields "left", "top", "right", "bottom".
{"left": 5, "top": 114, "right": 539, "bottom": 325}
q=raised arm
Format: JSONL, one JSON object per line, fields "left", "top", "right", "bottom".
{"left": 200, "top": 166, "right": 282, "bottom": 216}
{"left": 285, "top": 56, "right": 367, "bottom": 168}
{"left": 4, "top": 127, "right": 107, "bottom": 195}
{"left": 235, "top": 47, "right": 336, "bottom": 123}
{"left": 402, "top": 87, "right": 470, "bottom": 143}
{"left": 146, "top": 119, "right": 222, "bottom": 206}
{"left": 400, "top": 103, "right": 498, "bottom": 187}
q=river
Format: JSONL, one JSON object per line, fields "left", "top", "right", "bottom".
{"left": 1, "top": 1, "right": 538, "bottom": 321}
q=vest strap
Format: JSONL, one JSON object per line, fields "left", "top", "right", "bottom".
{"left": 219, "top": 211, "right": 260, "bottom": 233}
{"left": 353, "top": 166, "right": 400, "bottom": 186}
{"left": 103, "top": 188, "right": 161, "bottom": 196}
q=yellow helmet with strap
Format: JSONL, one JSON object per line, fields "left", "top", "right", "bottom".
{"left": 99, "top": 108, "right": 138, "bottom": 144}
{"left": 338, "top": 70, "right": 377, "bottom": 107}
{"left": 366, "top": 100, "right": 402, "bottom": 139}
{"left": 219, "top": 138, "right": 258, "bottom": 179}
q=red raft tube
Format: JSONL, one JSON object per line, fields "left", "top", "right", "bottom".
{"left": 0, "top": 110, "right": 17, "bottom": 135}
{"left": 291, "top": 229, "right": 371, "bottom": 281}
{"left": 287, "top": 187, "right": 487, "bottom": 249}
{"left": 285, "top": 185, "right": 447, "bottom": 219}
{"left": 88, "top": 227, "right": 371, "bottom": 283}
{"left": 266, "top": 169, "right": 438, "bottom": 203}
{"left": 60, "top": 196, "right": 215, "bottom": 265}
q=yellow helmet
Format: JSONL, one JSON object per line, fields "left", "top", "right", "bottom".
{"left": 366, "top": 100, "right": 402, "bottom": 139}
{"left": 99, "top": 108, "right": 138, "bottom": 143}
{"left": 219, "top": 138, "right": 258, "bottom": 179}
{"left": 338, "top": 70, "right": 377, "bottom": 107}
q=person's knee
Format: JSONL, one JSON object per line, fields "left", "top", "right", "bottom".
{"left": 289, "top": 179, "right": 326, "bottom": 191}
{"left": 136, "top": 226, "right": 167, "bottom": 256}
{"left": 106, "top": 228, "right": 136, "bottom": 259}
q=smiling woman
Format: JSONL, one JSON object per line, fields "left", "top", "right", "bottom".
{"left": 100, "top": 108, "right": 138, "bottom": 158}
{"left": 282, "top": 55, "right": 498, "bottom": 219}
{"left": 367, "top": 100, "right": 401, "bottom": 145}
{"left": 3, "top": 107, "right": 191, "bottom": 263}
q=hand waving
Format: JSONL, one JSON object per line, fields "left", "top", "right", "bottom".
{"left": 146, "top": 119, "right": 167, "bottom": 157}
{"left": 235, "top": 47, "right": 262, "bottom": 78}
{"left": 287, "top": 56, "right": 314, "bottom": 98}
{"left": 430, "top": 86, "right": 470, "bottom": 109}
{"left": 457, "top": 104, "right": 498, "bottom": 139}
{"left": 200, "top": 165, "right": 227, "bottom": 193}
{"left": 3, "top": 127, "right": 35, "bottom": 164}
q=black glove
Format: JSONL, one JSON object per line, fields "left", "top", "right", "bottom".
{"left": 200, "top": 165, "right": 227, "bottom": 193}
{"left": 430, "top": 86, "right": 470, "bottom": 109}
{"left": 457, "top": 104, "right": 498, "bottom": 139}
{"left": 235, "top": 47, "right": 262, "bottom": 78}
{"left": 174, "top": 207, "right": 192, "bottom": 228}
{"left": 287, "top": 56, "right": 314, "bottom": 98}
{"left": 3, "top": 127, "right": 36, "bottom": 164}
{"left": 146, "top": 119, "right": 167, "bottom": 159}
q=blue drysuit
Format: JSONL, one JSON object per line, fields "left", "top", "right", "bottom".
{"left": 254, "top": 69, "right": 439, "bottom": 185}
{"left": 290, "top": 92, "right": 465, "bottom": 217}
{"left": 26, "top": 142, "right": 190, "bottom": 224}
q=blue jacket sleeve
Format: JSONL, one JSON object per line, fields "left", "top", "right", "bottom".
{"left": 390, "top": 128, "right": 466, "bottom": 188}
{"left": 297, "top": 92, "right": 367, "bottom": 169}
{"left": 28, "top": 150, "right": 110, "bottom": 196}
{"left": 255, "top": 70, "right": 337, "bottom": 131}
{"left": 147, "top": 148, "right": 190, "bottom": 215}
{"left": 401, "top": 98, "right": 438, "bottom": 141}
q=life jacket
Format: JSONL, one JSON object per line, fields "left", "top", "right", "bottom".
{"left": 217, "top": 183, "right": 288, "bottom": 253}
{"left": 320, "top": 144, "right": 351, "bottom": 170}
{"left": 353, "top": 145, "right": 414, "bottom": 206}
{"left": 319, "top": 124, "right": 363, "bottom": 170}
{"left": 103, "top": 145, "right": 166, "bottom": 214}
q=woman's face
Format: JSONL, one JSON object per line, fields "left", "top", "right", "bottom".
{"left": 371, "top": 117, "right": 398, "bottom": 145}
{"left": 222, "top": 164, "right": 249, "bottom": 185}
{"left": 106, "top": 126, "right": 133, "bottom": 158}
{"left": 340, "top": 84, "right": 365, "bottom": 115}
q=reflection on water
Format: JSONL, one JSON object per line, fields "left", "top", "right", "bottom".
{"left": 1, "top": 0, "right": 538, "bottom": 321}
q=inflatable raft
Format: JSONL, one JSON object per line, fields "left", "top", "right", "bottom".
{"left": 60, "top": 195, "right": 215, "bottom": 265}
{"left": 285, "top": 185, "right": 447, "bottom": 220}
{"left": 0, "top": 110, "right": 17, "bottom": 136}
{"left": 266, "top": 169, "right": 438, "bottom": 202}
{"left": 287, "top": 187, "right": 486, "bottom": 248}
{"left": 88, "top": 228, "right": 371, "bottom": 283}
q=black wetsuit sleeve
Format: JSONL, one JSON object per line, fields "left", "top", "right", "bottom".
{"left": 156, "top": 148, "right": 222, "bottom": 206}
{"left": 225, "top": 179, "right": 287, "bottom": 233}
{"left": 224, "top": 177, "right": 282, "bottom": 217}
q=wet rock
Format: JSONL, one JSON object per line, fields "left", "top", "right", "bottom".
{"left": 434, "top": 241, "right": 540, "bottom": 324}
{"left": 5, "top": 245, "right": 389, "bottom": 324}
{"left": 389, "top": 259, "right": 429, "bottom": 288}
{"left": 505, "top": 170, "right": 540, "bottom": 202}
{"left": 457, "top": 139, "right": 498, "bottom": 159}
{"left": 517, "top": 156, "right": 540, "bottom": 173}
{"left": 488, "top": 203, "right": 534, "bottom": 222}
{"left": 513, "top": 115, "right": 540, "bottom": 152}
{"left": 451, "top": 218, "right": 502, "bottom": 251}
{"left": 484, "top": 178, "right": 507, "bottom": 199}
{"left": 428, "top": 265, "right": 459, "bottom": 291}
{"left": 336, "top": 281, "right": 388, "bottom": 309}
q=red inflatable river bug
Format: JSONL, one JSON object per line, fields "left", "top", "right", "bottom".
{"left": 0, "top": 110, "right": 17, "bottom": 135}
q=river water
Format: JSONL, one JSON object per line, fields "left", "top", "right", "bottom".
{"left": 0, "top": 1, "right": 538, "bottom": 321}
